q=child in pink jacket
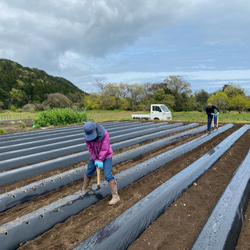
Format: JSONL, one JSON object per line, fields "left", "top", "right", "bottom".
{"left": 82, "top": 121, "right": 120, "bottom": 205}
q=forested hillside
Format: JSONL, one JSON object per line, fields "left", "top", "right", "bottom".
{"left": 0, "top": 59, "right": 87, "bottom": 109}
{"left": 1, "top": 59, "right": 249, "bottom": 113}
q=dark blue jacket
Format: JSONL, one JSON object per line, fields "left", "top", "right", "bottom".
{"left": 205, "top": 105, "right": 220, "bottom": 118}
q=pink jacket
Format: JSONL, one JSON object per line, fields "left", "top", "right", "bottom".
{"left": 85, "top": 130, "right": 113, "bottom": 162}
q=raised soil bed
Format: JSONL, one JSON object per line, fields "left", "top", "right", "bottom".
{"left": 0, "top": 121, "right": 249, "bottom": 249}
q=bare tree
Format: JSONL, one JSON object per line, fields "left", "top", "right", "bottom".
{"left": 93, "top": 80, "right": 106, "bottom": 92}
{"left": 164, "top": 75, "right": 192, "bottom": 96}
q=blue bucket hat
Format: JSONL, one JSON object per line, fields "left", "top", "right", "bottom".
{"left": 84, "top": 121, "right": 97, "bottom": 141}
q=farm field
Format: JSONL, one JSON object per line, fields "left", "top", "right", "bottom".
{"left": 0, "top": 120, "right": 250, "bottom": 249}
{"left": 1, "top": 109, "right": 250, "bottom": 135}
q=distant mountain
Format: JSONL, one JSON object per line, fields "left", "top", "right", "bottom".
{"left": 0, "top": 59, "right": 87, "bottom": 109}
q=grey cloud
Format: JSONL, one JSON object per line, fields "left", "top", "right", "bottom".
{"left": 0, "top": 0, "right": 250, "bottom": 93}
{"left": 2, "top": 0, "right": 248, "bottom": 61}
{"left": 0, "top": 0, "right": 193, "bottom": 58}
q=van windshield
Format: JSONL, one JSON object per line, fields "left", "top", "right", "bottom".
{"left": 160, "top": 105, "right": 170, "bottom": 112}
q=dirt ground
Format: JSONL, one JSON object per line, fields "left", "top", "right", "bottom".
{"left": 0, "top": 121, "right": 250, "bottom": 249}
{"left": 0, "top": 119, "right": 34, "bottom": 134}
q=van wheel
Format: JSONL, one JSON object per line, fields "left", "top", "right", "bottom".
{"left": 154, "top": 118, "right": 160, "bottom": 120}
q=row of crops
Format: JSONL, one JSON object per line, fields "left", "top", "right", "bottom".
{"left": 0, "top": 121, "right": 249, "bottom": 249}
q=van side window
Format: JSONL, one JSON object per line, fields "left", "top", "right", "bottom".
{"left": 153, "top": 106, "right": 161, "bottom": 112}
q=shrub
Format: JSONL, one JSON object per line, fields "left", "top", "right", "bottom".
{"left": 0, "top": 129, "right": 5, "bottom": 134}
{"left": 34, "top": 104, "right": 44, "bottom": 111}
{"left": 23, "top": 103, "right": 44, "bottom": 111}
{"left": 22, "top": 104, "right": 36, "bottom": 112}
{"left": 42, "top": 93, "right": 72, "bottom": 109}
{"left": 10, "top": 105, "right": 16, "bottom": 112}
{"left": 33, "top": 108, "right": 87, "bottom": 127}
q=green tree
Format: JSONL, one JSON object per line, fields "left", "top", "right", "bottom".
{"left": 247, "top": 97, "right": 250, "bottom": 111}
{"left": 207, "top": 92, "right": 228, "bottom": 111}
{"left": 101, "top": 83, "right": 125, "bottom": 109}
{"left": 142, "top": 82, "right": 174, "bottom": 106}
{"left": 222, "top": 82, "right": 245, "bottom": 98}
{"left": 99, "top": 95, "right": 117, "bottom": 110}
{"left": 84, "top": 93, "right": 101, "bottom": 110}
{"left": 150, "top": 89, "right": 175, "bottom": 109}
{"left": 163, "top": 75, "right": 192, "bottom": 111}
{"left": 186, "top": 96, "right": 199, "bottom": 111}
{"left": 126, "top": 84, "right": 145, "bottom": 111}
{"left": 94, "top": 81, "right": 146, "bottom": 111}
{"left": 0, "top": 88, "right": 9, "bottom": 109}
{"left": 93, "top": 81, "right": 128, "bottom": 110}
{"left": 194, "top": 89, "right": 209, "bottom": 111}
{"left": 228, "top": 94, "right": 248, "bottom": 113}
{"left": 0, "top": 100, "right": 3, "bottom": 110}
{"left": 9, "top": 88, "right": 24, "bottom": 107}
{"left": 0, "top": 59, "right": 87, "bottom": 108}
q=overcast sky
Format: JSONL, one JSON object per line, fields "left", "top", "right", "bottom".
{"left": 1, "top": 0, "right": 250, "bottom": 94}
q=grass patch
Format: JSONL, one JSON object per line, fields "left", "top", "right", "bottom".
{"left": 1, "top": 109, "right": 249, "bottom": 125}
{"left": 0, "top": 129, "right": 5, "bottom": 134}
{"left": 172, "top": 111, "right": 206, "bottom": 123}
{"left": 0, "top": 111, "right": 39, "bottom": 120}
{"left": 86, "top": 110, "right": 250, "bottom": 124}
{"left": 86, "top": 110, "right": 133, "bottom": 122}
{"left": 172, "top": 111, "right": 250, "bottom": 124}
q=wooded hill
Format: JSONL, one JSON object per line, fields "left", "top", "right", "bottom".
{"left": 0, "top": 59, "right": 87, "bottom": 109}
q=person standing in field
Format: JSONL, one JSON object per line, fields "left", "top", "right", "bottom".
{"left": 81, "top": 121, "right": 120, "bottom": 205}
{"left": 205, "top": 103, "right": 220, "bottom": 134}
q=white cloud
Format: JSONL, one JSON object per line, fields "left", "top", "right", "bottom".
{"left": 92, "top": 69, "right": 250, "bottom": 93}
{"left": 94, "top": 69, "right": 250, "bottom": 82}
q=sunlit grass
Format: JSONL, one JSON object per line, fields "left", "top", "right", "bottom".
{"left": 172, "top": 111, "right": 207, "bottom": 123}
{"left": 86, "top": 110, "right": 134, "bottom": 122}
{"left": 173, "top": 111, "right": 250, "bottom": 123}
{"left": 0, "top": 111, "right": 39, "bottom": 120}
{"left": 1, "top": 109, "right": 249, "bottom": 124}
